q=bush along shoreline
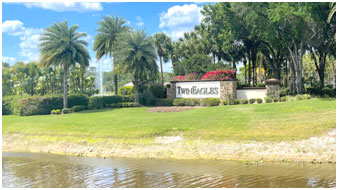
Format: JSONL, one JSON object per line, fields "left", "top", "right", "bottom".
{"left": 2, "top": 93, "right": 318, "bottom": 116}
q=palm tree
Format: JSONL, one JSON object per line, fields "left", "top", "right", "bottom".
{"left": 328, "top": 2, "right": 336, "bottom": 23}
{"left": 39, "top": 20, "right": 90, "bottom": 108}
{"left": 153, "top": 32, "right": 172, "bottom": 85}
{"left": 115, "top": 30, "right": 158, "bottom": 103}
{"left": 93, "top": 14, "right": 131, "bottom": 95}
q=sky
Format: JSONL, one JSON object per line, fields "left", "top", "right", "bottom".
{"left": 2, "top": 2, "right": 209, "bottom": 72}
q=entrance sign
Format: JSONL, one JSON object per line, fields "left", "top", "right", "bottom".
{"left": 175, "top": 81, "right": 220, "bottom": 98}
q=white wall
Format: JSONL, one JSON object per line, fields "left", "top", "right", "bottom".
{"left": 236, "top": 89, "right": 267, "bottom": 100}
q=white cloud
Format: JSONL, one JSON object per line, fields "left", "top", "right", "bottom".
{"left": 2, "top": 56, "right": 16, "bottom": 65}
{"left": 3, "top": 20, "right": 43, "bottom": 62}
{"left": 159, "top": 4, "right": 204, "bottom": 40}
{"left": 136, "top": 16, "right": 144, "bottom": 27}
{"left": 2, "top": 20, "right": 25, "bottom": 35}
{"left": 22, "top": 2, "right": 102, "bottom": 12}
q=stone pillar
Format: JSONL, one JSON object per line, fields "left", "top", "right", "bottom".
{"left": 265, "top": 78, "right": 280, "bottom": 99}
{"left": 220, "top": 80, "right": 237, "bottom": 101}
{"left": 166, "top": 83, "right": 176, "bottom": 99}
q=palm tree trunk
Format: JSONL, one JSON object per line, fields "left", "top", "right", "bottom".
{"left": 160, "top": 56, "right": 164, "bottom": 86}
{"left": 243, "top": 59, "right": 247, "bottom": 85}
{"left": 114, "top": 74, "right": 118, "bottom": 95}
{"left": 63, "top": 65, "right": 69, "bottom": 109}
{"left": 134, "top": 77, "right": 139, "bottom": 103}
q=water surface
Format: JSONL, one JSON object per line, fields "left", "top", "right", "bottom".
{"left": 2, "top": 152, "right": 336, "bottom": 188}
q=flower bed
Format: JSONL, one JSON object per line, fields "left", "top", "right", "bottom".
{"left": 173, "top": 69, "right": 235, "bottom": 81}
{"left": 201, "top": 69, "right": 235, "bottom": 81}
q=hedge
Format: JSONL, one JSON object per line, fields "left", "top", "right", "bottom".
{"left": 200, "top": 98, "right": 220, "bottom": 106}
{"left": 14, "top": 96, "right": 63, "bottom": 116}
{"left": 241, "top": 99, "right": 248, "bottom": 104}
{"left": 68, "top": 94, "right": 89, "bottom": 108}
{"left": 72, "top": 105, "right": 86, "bottom": 112}
{"left": 155, "top": 98, "right": 174, "bottom": 106}
{"left": 173, "top": 98, "right": 199, "bottom": 106}
{"left": 88, "top": 95, "right": 127, "bottom": 109}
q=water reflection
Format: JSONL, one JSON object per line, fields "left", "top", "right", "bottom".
{"left": 2, "top": 152, "right": 336, "bottom": 188}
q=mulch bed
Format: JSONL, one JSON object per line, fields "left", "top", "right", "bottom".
{"left": 146, "top": 106, "right": 198, "bottom": 113}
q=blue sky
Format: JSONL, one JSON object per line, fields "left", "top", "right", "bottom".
{"left": 2, "top": 2, "right": 209, "bottom": 72}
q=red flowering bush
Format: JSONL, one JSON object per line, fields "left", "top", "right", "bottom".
{"left": 173, "top": 72, "right": 198, "bottom": 81}
{"left": 201, "top": 69, "right": 235, "bottom": 81}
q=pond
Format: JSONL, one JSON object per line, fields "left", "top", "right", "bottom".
{"left": 2, "top": 152, "right": 336, "bottom": 188}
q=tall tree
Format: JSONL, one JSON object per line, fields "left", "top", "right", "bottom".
{"left": 307, "top": 2, "right": 336, "bottom": 87}
{"left": 268, "top": 2, "right": 312, "bottom": 93}
{"left": 40, "top": 20, "right": 90, "bottom": 108}
{"left": 93, "top": 14, "right": 131, "bottom": 95}
{"left": 153, "top": 32, "right": 172, "bottom": 85}
{"left": 115, "top": 30, "right": 158, "bottom": 103}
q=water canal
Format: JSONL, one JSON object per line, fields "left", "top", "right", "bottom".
{"left": 2, "top": 152, "right": 336, "bottom": 188}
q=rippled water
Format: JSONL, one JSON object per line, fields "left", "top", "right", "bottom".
{"left": 2, "top": 152, "right": 336, "bottom": 188}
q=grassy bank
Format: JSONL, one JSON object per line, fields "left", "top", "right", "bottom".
{"left": 3, "top": 98, "right": 336, "bottom": 162}
{"left": 3, "top": 98, "right": 336, "bottom": 143}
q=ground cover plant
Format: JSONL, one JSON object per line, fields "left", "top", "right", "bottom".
{"left": 3, "top": 98, "right": 335, "bottom": 143}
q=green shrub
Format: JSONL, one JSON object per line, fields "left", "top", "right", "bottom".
{"left": 233, "top": 99, "right": 240, "bottom": 105}
{"left": 330, "top": 88, "right": 336, "bottom": 97}
{"left": 322, "top": 87, "right": 331, "bottom": 96}
{"left": 51, "top": 109, "right": 61, "bottom": 115}
{"left": 280, "top": 97, "right": 287, "bottom": 102}
{"left": 241, "top": 99, "right": 248, "bottom": 104}
{"left": 148, "top": 84, "right": 167, "bottom": 98}
{"left": 285, "top": 96, "right": 296, "bottom": 101}
{"left": 121, "top": 102, "right": 141, "bottom": 107}
{"left": 303, "top": 94, "right": 311, "bottom": 99}
{"left": 88, "top": 96, "right": 124, "bottom": 109}
{"left": 111, "top": 103, "right": 122, "bottom": 108}
{"left": 173, "top": 98, "right": 199, "bottom": 106}
{"left": 155, "top": 98, "right": 174, "bottom": 106}
{"left": 295, "top": 95, "right": 304, "bottom": 100}
{"left": 139, "top": 90, "right": 156, "bottom": 106}
{"left": 62, "top": 108, "right": 73, "bottom": 114}
{"left": 222, "top": 100, "right": 228, "bottom": 105}
{"left": 322, "top": 94, "right": 330, "bottom": 98}
{"left": 2, "top": 100, "right": 12, "bottom": 115}
{"left": 68, "top": 94, "right": 89, "bottom": 108}
{"left": 280, "top": 87, "right": 294, "bottom": 97}
{"left": 88, "top": 96, "right": 104, "bottom": 109}
{"left": 118, "top": 86, "right": 134, "bottom": 97}
{"left": 256, "top": 98, "right": 263, "bottom": 104}
{"left": 249, "top": 98, "right": 256, "bottom": 104}
{"left": 264, "top": 97, "right": 272, "bottom": 103}
{"left": 72, "top": 105, "right": 86, "bottom": 112}
{"left": 306, "top": 87, "right": 322, "bottom": 96}
{"left": 121, "top": 96, "right": 133, "bottom": 102}
{"left": 256, "top": 83, "right": 265, "bottom": 87}
{"left": 273, "top": 98, "right": 279, "bottom": 102}
{"left": 200, "top": 98, "right": 220, "bottom": 106}
{"left": 14, "top": 96, "right": 63, "bottom": 116}
{"left": 2, "top": 95, "right": 32, "bottom": 115}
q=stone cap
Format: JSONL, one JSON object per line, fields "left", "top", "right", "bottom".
{"left": 170, "top": 79, "right": 237, "bottom": 83}
{"left": 265, "top": 78, "right": 280, "bottom": 85}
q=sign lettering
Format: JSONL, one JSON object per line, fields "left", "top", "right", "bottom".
{"left": 175, "top": 81, "right": 220, "bottom": 98}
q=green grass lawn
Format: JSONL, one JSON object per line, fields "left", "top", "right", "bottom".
{"left": 2, "top": 98, "right": 336, "bottom": 142}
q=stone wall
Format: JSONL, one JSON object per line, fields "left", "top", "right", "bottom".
{"left": 220, "top": 81, "right": 237, "bottom": 101}
{"left": 167, "top": 80, "right": 237, "bottom": 100}
{"left": 265, "top": 78, "right": 280, "bottom": 99}
{"left": 166, "top": 83, "right": 176, "bottom": 99}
